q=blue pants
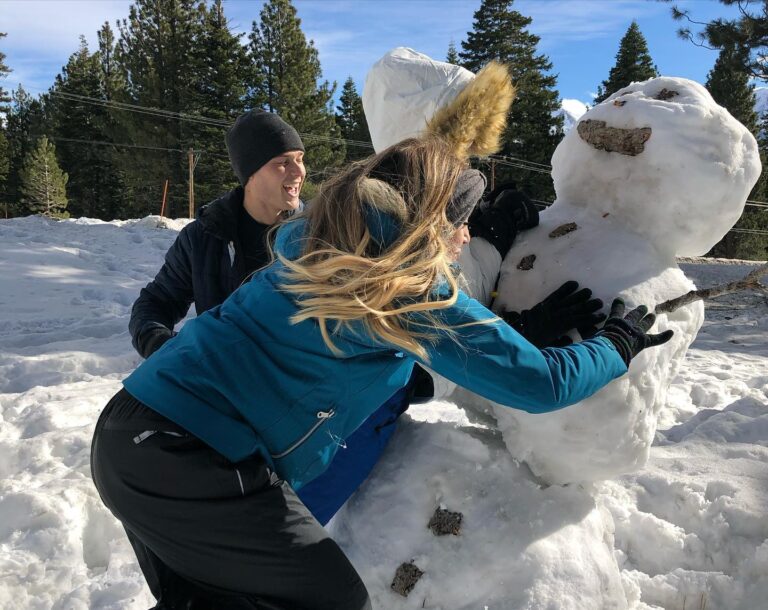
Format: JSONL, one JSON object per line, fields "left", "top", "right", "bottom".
{"left": 297, "top": 387, "right": 409, "bottom": 525}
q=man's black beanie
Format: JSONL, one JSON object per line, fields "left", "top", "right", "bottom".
{"left": 225, "top": 110, "right": 305, "bottom": 186}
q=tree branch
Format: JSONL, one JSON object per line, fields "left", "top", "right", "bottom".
{"left": 671, "top": 6, "right": 710, "bottom": 29}
{"left": 655, "top": 261, "right": 768, "bottom": 314}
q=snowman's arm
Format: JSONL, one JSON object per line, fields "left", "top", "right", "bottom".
{"left": 418, "top": 291, "right": 627, "bottom": 413}
{"left": 457, "top": 237, "right": 502, "bottom": 307}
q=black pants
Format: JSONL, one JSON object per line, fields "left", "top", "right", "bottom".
{"left": 90, "top": 389, "right": 371, "bottom": 610}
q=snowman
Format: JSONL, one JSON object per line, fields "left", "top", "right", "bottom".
{"left": 486, "top": 77, "right": 760, "bottom": 484}
{"left": 363, "top": 49, "right": 761, "bottom": 485}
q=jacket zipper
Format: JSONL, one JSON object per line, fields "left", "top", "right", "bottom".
{"left": 270, "top": 410, "right": 336, "bottom": 459}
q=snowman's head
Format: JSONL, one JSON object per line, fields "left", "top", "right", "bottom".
{"left": 551, "top": 77, "right": 761, "bottom": 257}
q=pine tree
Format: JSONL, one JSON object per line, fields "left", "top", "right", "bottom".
{"left": 706, "top": 44, "right": 768, "bottom": 260}
{"left": 673, "top": 2, "right": 768, "bottom": 82}
{"left": 595, "top": 22, "right": 658, "bottom": 104}
{"left": 446, "top": 40, "right": 459, "bottom": 64}
{"left": 0, "top": 33, "right": 9, "bottom": 210}
{"left": 459, "top": 0, "right": 563, "bottom": 200}
{"left": 20, "top": 136, "right": 69, "bottom": 217}
{"left": 0, "top": 128, "right": 9, "bottom": 215}
{"left": 706, "top": 43, "right": 758, "bottom": 134}
{"left": 48, "top": 36, "right": 129, "bottom": 219}
{"left": 5, "top": 86, "right": 45, "bottom": 213}
{"left": 0, "top": 32, "right": 11, "bottom": 113}
{"left": 189, "top": 0, "right": 250, "bottom": 203}
{"left": 248, "top": 0, "right": 344, "bottom": 174}
{"left": 97, "top": 22, "right": 125, "bottom": 102}
{"left": 336, "top": 77, "right": 371, "bottom": 162}
{"left": 115, "top": 0, "right": 204, "bottom": 217}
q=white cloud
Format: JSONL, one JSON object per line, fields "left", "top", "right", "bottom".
{"left": 520, "top": 0, "right": 667, "bottom": 46}
{"left": 0, "top": 1, "right": 131, "bottom": 54}
{"left": 1, "top": 0, "right": 132, "bottom": 92}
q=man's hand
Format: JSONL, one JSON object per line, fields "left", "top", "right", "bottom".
{"left": 468, "top": 185, "right": 539, "bottom": 257}
{"left": 138, "top": 324, "right": 176, "bottom": 359}
{"left": 502, "top": 281, "right": 606, "bottom": 348}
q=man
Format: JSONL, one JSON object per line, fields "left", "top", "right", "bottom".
{"left": 130, "top": 110, "right": 306, "bottom": 359}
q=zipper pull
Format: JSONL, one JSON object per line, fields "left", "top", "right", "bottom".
{"left": 133, "top": 430, "right": 157, "bottom": 444}
{"left": 317, "top": 410, "right": 335, "bottom": 419}
{"left": 228, "top": 241, "right": 236, "bottom": 267}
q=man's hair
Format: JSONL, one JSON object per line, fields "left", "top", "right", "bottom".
{"left": 279, "top": 136, "right": 477, "bottom": 360}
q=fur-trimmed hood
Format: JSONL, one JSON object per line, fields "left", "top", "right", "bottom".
{"left": 362, "top": 47, "right": 515, "bottom": 159}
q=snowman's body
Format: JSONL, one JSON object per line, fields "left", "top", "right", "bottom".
{"left": 482, "top": 77, "right": 760, "bottom": 484}
{"left": 488, "top": 203, "right": 703, "bottom": 483}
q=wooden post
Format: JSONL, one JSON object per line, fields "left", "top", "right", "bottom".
{"left": 160, "top": 179, "right": 169, "bottom": 217}
{"left": 188, "top": 148, "right": 195, "bottom": 219}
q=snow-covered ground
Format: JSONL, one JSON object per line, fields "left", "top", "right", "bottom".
{"left": 0, "top": 216, "right": 766, "bottom": 609}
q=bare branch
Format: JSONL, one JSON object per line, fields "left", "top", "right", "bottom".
{"left": 655, "top": 261, "right": 768, "bottom": 314}
{"left": 671, "top": 5, "right": 710, "bottom": 28}
{"left": 736, "top": 0, "right": 753, "bottom": 20}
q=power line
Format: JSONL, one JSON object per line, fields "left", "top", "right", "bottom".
{"left": 39, "top": 134, "right": 185, "bottom": 154}
{"left": 40, "top": 89, "right": 768, "bottom": 203}
{"left": 25, "top": 89, "right": 768, "bottom": 224}
{"left": 487, "top": 157, "right": 552, "bottom": 174}
{"left": 31, "top": 88, "right": 768, "bottom": 186}
{"left": 489, "top": 153, "right": 552, "bottom": 170}
{"left": 49, "top": 91, "right": 231, "bottom": 128}
{"left": 47, "top": 90, "right": 375, "bottom": 149}
{"left": 729, "top": 227, "right": 768, "bottom": 235}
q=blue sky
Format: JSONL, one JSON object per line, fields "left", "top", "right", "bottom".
{"left": 0, "top": 0, "right": 747, "bottom": 106}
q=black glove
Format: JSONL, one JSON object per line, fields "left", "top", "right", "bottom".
{"left": 138, "top": 324, "right": 175, "bottom": 359}
{"left": 468, "top": 186, "right": 539, "bottom": 257}
{"left": 502, "top": 281, "right": 606, "bottom": 348}
{"left": 595, "top": 298, "right": 674, "bottom": 367}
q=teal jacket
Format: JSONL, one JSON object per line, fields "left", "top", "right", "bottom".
{"left": 123, "top": 217, "right": 627, "bottom": 490}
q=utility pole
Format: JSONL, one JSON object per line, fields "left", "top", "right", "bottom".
{"left": 188, "top": 148, "right": 195, "bottom": 219}
{"left": 188, "top": 148, "right": 201, "bottom": 219}
{"left": 160, "top": 179, "right": 169, "bottom": 217}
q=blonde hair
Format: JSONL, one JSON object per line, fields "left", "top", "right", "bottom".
{"left": 278, "top": 137, "right": 473, "bottom": 361}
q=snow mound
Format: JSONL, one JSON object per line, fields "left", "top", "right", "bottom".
{"left": 332, "top": 404, "right": 627, "bottom": 610}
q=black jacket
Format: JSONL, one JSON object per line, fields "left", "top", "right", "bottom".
{"left": 129, "top": 188, "right": 253, "bottom": 358}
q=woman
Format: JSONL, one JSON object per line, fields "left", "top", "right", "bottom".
{"left": 91, "top": 136, "right": 671, "bottom": 610}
